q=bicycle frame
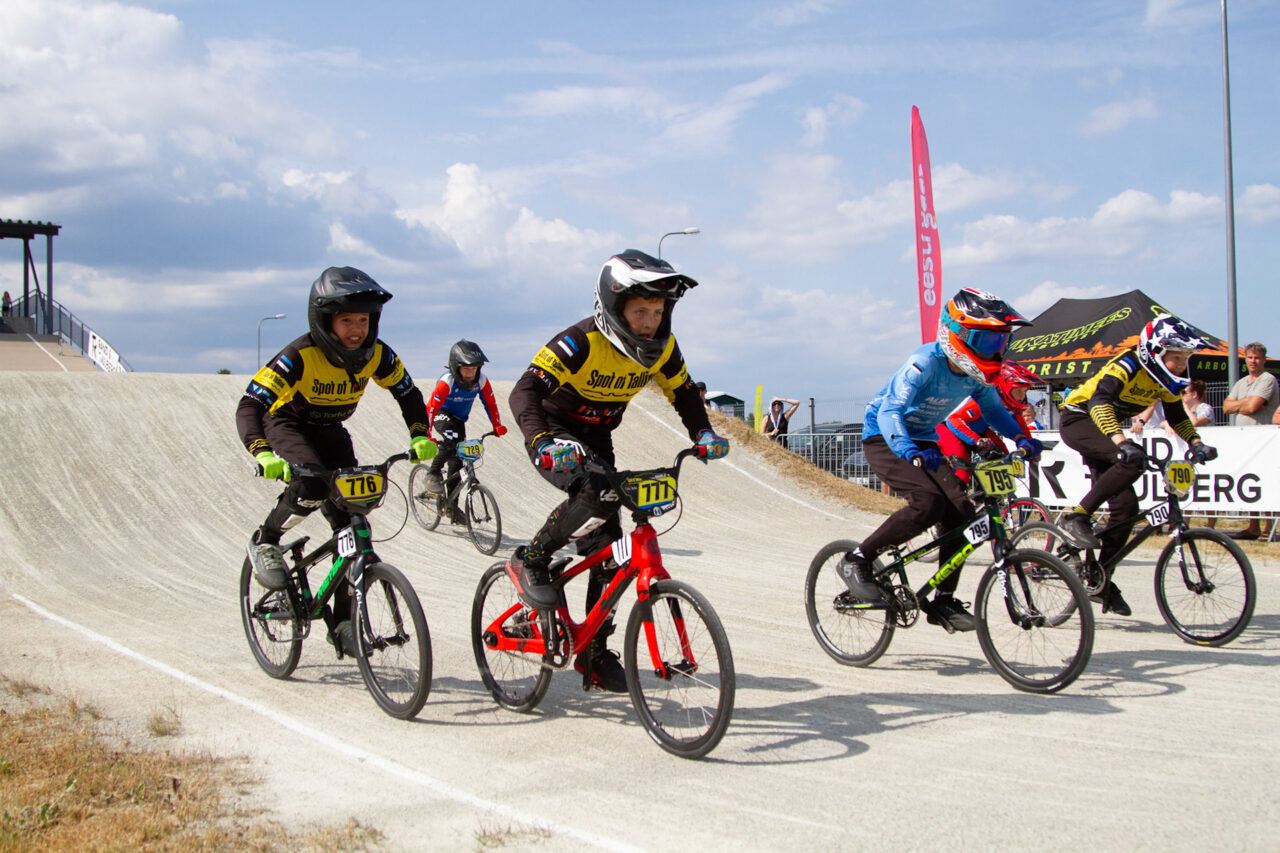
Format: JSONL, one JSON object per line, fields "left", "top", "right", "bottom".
{"left": 874, "top": 500, "right": 1010, "bottom": 607}
{"left": 481, "top": 448, "right": 702, "bottom": 677}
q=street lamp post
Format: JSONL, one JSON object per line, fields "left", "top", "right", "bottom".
{"left": 657, "top": 227, "right": 700, "bottom": 260}
{"left": 257, "top": 313, "right": 287, "bottom": 367}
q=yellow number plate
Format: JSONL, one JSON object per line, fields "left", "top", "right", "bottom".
{"left": 1163, "top": 460, "right": 1195, "bottom": 499}
{"left": 458, "top": 440, "right": 484, "bottom": 459}
{"left": 335, "top": 472, "right": 385, "bottom": 503}
{"left": 625, "top": 474, "right": 677, "bottom": 512}
{"left": 974, "top": 459, "right": 1023, "bottom": 496}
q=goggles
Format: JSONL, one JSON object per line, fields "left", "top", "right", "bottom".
{"left": 945, "top": 317, "right": 1011, "bottom": 358}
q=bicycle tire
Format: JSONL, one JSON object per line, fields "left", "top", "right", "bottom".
{"left": 239, "top": 555, "right": 302, "bottom": 679}
{"left": 803, "top": 539, "right": 894, "bottom": 667}
{"left": 1008, "top": 521, "right": 1104, "bottom": 597}
{"left": 465, "top": 483, "right": 503, "bottom": 555}
{"left": 471, "top": 562, "right": 554, "bottom": 712}
{"left": 407, "top": 463, "right": 444, "bottom": 531}
{"left": 1154, "top": 529, "right": 1256, "bottom": 647}
{"left": 1002, "top": 497, "right": 1052, "bottom": 537}
{"left": 624, "top": 579, "right": 735, "bottom": 759}
{"left": 353, "top": 562, "right": 432, "bottom": 719}
{"left": 974, "top": 549, "right": 1093, "bottom": 694}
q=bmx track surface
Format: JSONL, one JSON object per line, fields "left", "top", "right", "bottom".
{"left": 2, "top": 371, "right": 1278, "bottom": 851}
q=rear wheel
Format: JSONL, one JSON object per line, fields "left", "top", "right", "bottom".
{"left": 239, "top": 555, "right": 302, "bottom": 679}
{"left": 803, "top": 539, "right": 895, "bottom": 666}
{"left": 465, "top": 483, "right": 503, "bottom": 555}
{"left": 975, "top": 550, "right": 1093, "bottom": 694}
{"left": 1009, "top": 521, "right": 1104, "bottom": 596}
{"left": 408, "top": 463, "right": 444, "bottom": 531}
{"left": 1002, "top": 497, "right": 1052, "bottom": 537}
{"left": 471, "top": 563, "right": 554, "bottom": 712}
{"left": 1154, "top": 529, "right": 1256, "bottom": 646}
{"left": 353, "top": 563, "right": 432, "bottom": 720}
{"left": 624, "top": 580, "right": 734, "bottom": 759}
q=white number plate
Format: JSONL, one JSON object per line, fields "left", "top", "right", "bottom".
{"left": 337, "top": 527, "right": 357, "bottom": 557}
{"left": 964, "top": 515, "right": 991, "bottom": 545}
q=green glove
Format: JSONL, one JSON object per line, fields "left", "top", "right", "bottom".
{"left": 255, "top": 450, "right": 291, "bottom": 481}
{"left": 410, "top": 436, "right": 438, "bottom": 463}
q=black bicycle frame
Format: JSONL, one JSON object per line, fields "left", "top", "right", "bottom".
{"left": 279, "top": 512, "right": 377, "bottom": 624}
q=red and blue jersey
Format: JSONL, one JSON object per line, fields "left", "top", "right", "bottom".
{"left": 425, "top": 370, "right": 503, "bottom": 432}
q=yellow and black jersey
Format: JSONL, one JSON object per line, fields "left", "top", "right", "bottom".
{"left": 236, "top": 333, "right": 430, "bottom": 455}
{"left": 1062, "top": 348, "right": 1199, "bottom": 442}
{"left": 509, "top": 317, "right": 710, "bottom": 448}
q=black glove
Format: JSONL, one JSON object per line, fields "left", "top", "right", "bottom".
{"left": 1188, "top": 442, "right": 1218, "bottom": 464}
{"left": 1115, "top": 439, "right": 1147, "bottom": 466}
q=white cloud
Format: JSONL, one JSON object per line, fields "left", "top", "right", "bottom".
{"left": 1013, "top": 280, "right": 1115, "bottom": 318}
{"left": 653, "top": 74, "right": 790, "bottom": 153}
{"left": 501, "top": 85, "right": 666, "bottom": 118}
{"left": 800, "top": 93, "right": 866, "bottom": 147}
{"left": 1239, "top": 183, "right": 1280, "bottom": 224}
{"left": 1081, "top": 96, "right": 1158, "bottom": 136}
{"left": 749, "top": 0, "right": 839, "bottom": 30}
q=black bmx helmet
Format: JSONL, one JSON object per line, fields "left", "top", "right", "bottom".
{"left": 594, "top": 249, "right": 698, "bottom": 368}
{"left": 447, "top": 339, "right": 488, "bottom": 389}
{"left": 307, "top": 266, "right": 393, "bottom": 373}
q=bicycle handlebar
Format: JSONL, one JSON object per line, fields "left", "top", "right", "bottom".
{"left": 255, "top": 451, "right": 412, "bottom": 481}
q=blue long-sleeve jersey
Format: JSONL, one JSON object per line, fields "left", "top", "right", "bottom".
{"left": 863, "top": 343, "right": 1024, "bottom": 459}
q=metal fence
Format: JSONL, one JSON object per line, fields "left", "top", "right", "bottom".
{"left": 11, "top": 291, "right": 132, "bottom": 372}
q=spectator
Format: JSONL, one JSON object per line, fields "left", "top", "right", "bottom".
{"left": 1, "top": 291, "right": 10, "bottom": 317}
{"left": 1020, "top": 402, "right": 1043, "bottom": 430}
{"left": 695, "top": 381, "right": 721, "bottom": 412}
{"left": 1222, "top": 342, "right": 1278, "bottom": 540}
{"left": 763, "top": 397, "right": 799, "bottom": 442}
{"left": 1132, "top": 379, "right": 1214, "bottom": 436}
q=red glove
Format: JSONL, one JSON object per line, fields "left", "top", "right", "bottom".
{"left": 493, "top": 424, "right": 508, "bottom": 437}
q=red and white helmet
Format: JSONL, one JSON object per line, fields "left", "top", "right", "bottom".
{"left": 992, "top": 360, "right": 1040, "bottom": 412}
{"left": 937, "top": 288, "right": 1030, "bottom": 382}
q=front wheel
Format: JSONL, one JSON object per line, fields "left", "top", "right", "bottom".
{"left": 1008, "top": 521, "right": 1104, "bottom": 596}
{"left": 471, "top": 562, "right": 555, "bottom": 712}
{"left": 804, "top": 539, "right": 895, "bottom": 666}
{"left": 624, "top": 580, "right": 735, "bottom": 759}
{"left": 465, "top": 483, "right": 503, "bottom": 555}
{"left": 407, "top": 463, "right": 444, "bottom": 531}
{"left": 1154, "top": 529, "right": 1256, "bottom": 646}
{"left": 1001, "top": 497, "right": 1052, "bottom": 537}
{"left": 974, "top": 550, "right": 1093, "bottom": 694}
{"left": 352, "top": 563, "right": 432, "bottom": 720}
{"left": 239, "top": 555, "right": 302, "bottom": 679}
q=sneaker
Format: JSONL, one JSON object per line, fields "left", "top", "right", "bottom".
{"left": 448, "top": 505, "right": 467, "bottom": 526}
{"left": 924, "top": 595, "right": 976, "bottom": 632}
{"left": 248, "top": 536, "right": 287, "bottom": 590}
{"left": 326, "top": 620, "right": 363, "bottom": 659}
{"left": 835, "top": 551, "right": 885, "bottom": 602}
{"left": 575, "top": 643, "right": 628, "bottom": 693}
{"left": 1090, "top": 582, "right": 1132, "bottom": 617}
{"left": 1059, "top": 512, "right": 1102, "bottom": 549}
{"left": 506, "top": 547, "right": 558, "bottom": 610}
{"left": 423, "top": 470, "right": 445, "bottom": 494}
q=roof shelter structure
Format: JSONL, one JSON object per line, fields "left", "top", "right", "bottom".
{"left": 1, "top": 219, "right": 60, "bottom": 336}
{"left": 1006, "top": 289, "right": 1277, "bottom": 390}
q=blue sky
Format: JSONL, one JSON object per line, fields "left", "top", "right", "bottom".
{"left": 2, "top": 0, "right": 1276, "bottom": 420}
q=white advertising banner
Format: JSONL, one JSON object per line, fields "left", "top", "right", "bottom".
{"left": 86, "top": 331, "right": 125, "bottom": 373}
{"left": 1020, "top": 426, "right": 1280, "bottom": 515}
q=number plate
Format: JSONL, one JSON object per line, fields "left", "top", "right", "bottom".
{"left": 1146, "top": 502, "right": 1171, "bottom": 527}
{"left": 335, "top": 472, "right": 385, "bottom": 504}
{"left": 974, "top": 459, "right": 1023, "bottom": 496}
{"left": 622, "top": 474, "right": 678, "bottom": 512}
{"left": 336, "top": 527, "right": 357, "bottom": 557}
{"left": 457, "top": 440, "right": 484, "bottom": 459}
{"left": 1162, "top": 460, "right": 1194, "bottom": 499}
{"left": 964, "top": 515, "right": 992, "bottom": 545}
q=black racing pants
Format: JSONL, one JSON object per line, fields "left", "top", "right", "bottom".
{"left": 858, "top": 435, "right": 974, "bottom": 596}
{"left": 430, "top": 411, "right": 467, "bottom": 507}
{"left": 1059, "top": 410, "right": 1142, "bottom": 570}
{"left": 258, "top": 417, "right": 358, "bottom": 631}
{"left": 524, "top": 423, "right": 622, "bottom": 616}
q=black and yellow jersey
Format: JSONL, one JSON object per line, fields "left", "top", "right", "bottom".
{"left": 510, "top": 317, "right": 710, "bottom": 449}
{"left": 1062, "top": 349, "right": 1199, "bottom": 442}
{"left": 237, "top": 333, "right": 430, "bottom": 455}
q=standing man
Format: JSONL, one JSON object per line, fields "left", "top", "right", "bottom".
{"left": 1222, "top": 341, "right": 1278, "bottom": 540}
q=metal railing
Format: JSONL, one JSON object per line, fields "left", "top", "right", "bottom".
{"left": 8, "top": 291, "right": 132, "bottom": 372}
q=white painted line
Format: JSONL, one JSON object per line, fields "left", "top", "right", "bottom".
{"left": 11, "top": 592, "right": 644, "bottom": 853}
{"left": 638, "top": 406, "right": 844, "bottom": 519}
{"left": 25, "top": 334, "right": 70, "bottom": 372}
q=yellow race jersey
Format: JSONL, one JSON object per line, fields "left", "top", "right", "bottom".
{"left": 1062, "top": 349, "right": 1197, "bottom": 442}
{"left": 510, "top": 317, "right": 709, "bottom": 447}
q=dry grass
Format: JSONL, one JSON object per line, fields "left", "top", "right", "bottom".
{"left": 0, "top": 675, "right": 382, "bottom": 852}
{"left": 709, "top": 410, "right": 903, "bottom": 516}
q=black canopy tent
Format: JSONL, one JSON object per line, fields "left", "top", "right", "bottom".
{"left": 1006, "top": 290, "right": 1274, "bottom": 390}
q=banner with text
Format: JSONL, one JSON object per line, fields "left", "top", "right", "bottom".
{"left": 1018, "top": 426, "right": 1279, "bottom": 516}
{"left": 911, "top": 105, "right": 941, "bottom": 344}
